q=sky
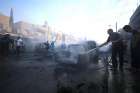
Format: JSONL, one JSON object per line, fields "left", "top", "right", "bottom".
{"left": 0, "top": 0, "right": 139, "bottom": 43}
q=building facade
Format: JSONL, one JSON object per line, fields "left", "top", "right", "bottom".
{"left": 0, "top": 9, "right": 78, "bottom": 45}
{"left": 0, "top": 14, "right": 12, "bottom": 33}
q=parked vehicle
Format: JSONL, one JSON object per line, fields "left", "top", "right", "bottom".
{"left": 55, "top": 41, "right": 99, "bottom": 64}
{"left": 55, "top": 44, "right": 85, "bottom": 64}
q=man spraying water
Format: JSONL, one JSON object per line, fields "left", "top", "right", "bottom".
{"left": 101, "top": 29, "right": 124, "bottom": 71}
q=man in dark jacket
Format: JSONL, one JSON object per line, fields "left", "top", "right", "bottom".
{"left": 101, "top": 29, "right": 124, "bottom": 71}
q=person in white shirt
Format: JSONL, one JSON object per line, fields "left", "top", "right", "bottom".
{"left": 16, "top": 36, "right": 23, "bottom": 55}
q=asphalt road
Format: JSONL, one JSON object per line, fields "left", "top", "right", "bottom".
{"left": 0, "top": 52, "right": 140, "bottom": 93}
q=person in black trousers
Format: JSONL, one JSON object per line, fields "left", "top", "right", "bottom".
{"left": 101, "top": 29, "right": 124, "bottom": 71}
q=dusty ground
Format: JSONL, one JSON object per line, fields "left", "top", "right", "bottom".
{"left": 0, "top": 52, "right": 140, "bottom": 93}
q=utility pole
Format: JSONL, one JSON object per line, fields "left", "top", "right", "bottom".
{"left": 9, "top": 8, "right": 14, "bottom": 33}
{"left": 116, "top": 22, "right": 118, "bottom": 32}
{"left": 137, "top": 0, "right": 139, "bottom": 7}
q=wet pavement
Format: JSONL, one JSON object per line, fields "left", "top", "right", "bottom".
{"left": 0, "top": 52, "right": 140, "bottom": 93}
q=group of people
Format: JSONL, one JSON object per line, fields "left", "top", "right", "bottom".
{"left": 44, "top": 41, "right": 55, "bottom": 51}
{"left": 102, "top": 25, "right": 140, "bottom": 71}
{"left": 0, "top": 34, "right": 24, "bottom": 57}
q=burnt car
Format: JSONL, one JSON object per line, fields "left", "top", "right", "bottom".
{"left": 55, "top": 40, "right": 99, "bottom": 65}
{"left": 79, "top": 40, "right": 99, "bottom": 63}
{"left": 54, "top": 44, "right": 86, "bottom": 64}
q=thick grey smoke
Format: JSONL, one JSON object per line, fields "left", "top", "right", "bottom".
{"left": 54, "top": 44, "right": 86, "bottom": 64}
{"left": 54, "top": 40, "right": 103, "bottom": 64}
{"left": 99, "top": 42, "right": 112, "bottom": 52}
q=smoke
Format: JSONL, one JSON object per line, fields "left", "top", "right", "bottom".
{"left": 22, "top": 36, "right": 112, "bottom": 66}
{"left": 99, "top": 42, "right": 112, "bottom": 53}
{"left": 54, "top": 44, "right": 85, "bottom": 64}
{"left": 54, "top": 40, "right": 100, "bottom": 65}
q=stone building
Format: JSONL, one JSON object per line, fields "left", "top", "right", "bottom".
{"left": 14, "top": 21, "right": 47, "bottom": 41}
{"left": 0, "top": 13, "right": 11, "bottom": 33}
{"left": 0, "top": 8, "right": 14, "bottom": 34}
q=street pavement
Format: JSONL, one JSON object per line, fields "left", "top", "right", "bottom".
{"left": 0, "top": 52, "right": 140, "bottom": 93}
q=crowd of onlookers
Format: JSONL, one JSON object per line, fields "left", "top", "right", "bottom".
{"left": 0, "top": 33, "right": 64, "bottom": 59}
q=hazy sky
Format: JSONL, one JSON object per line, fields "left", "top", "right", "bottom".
{"left": 0, "top": 0, "right": 139, "bottom": 43}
